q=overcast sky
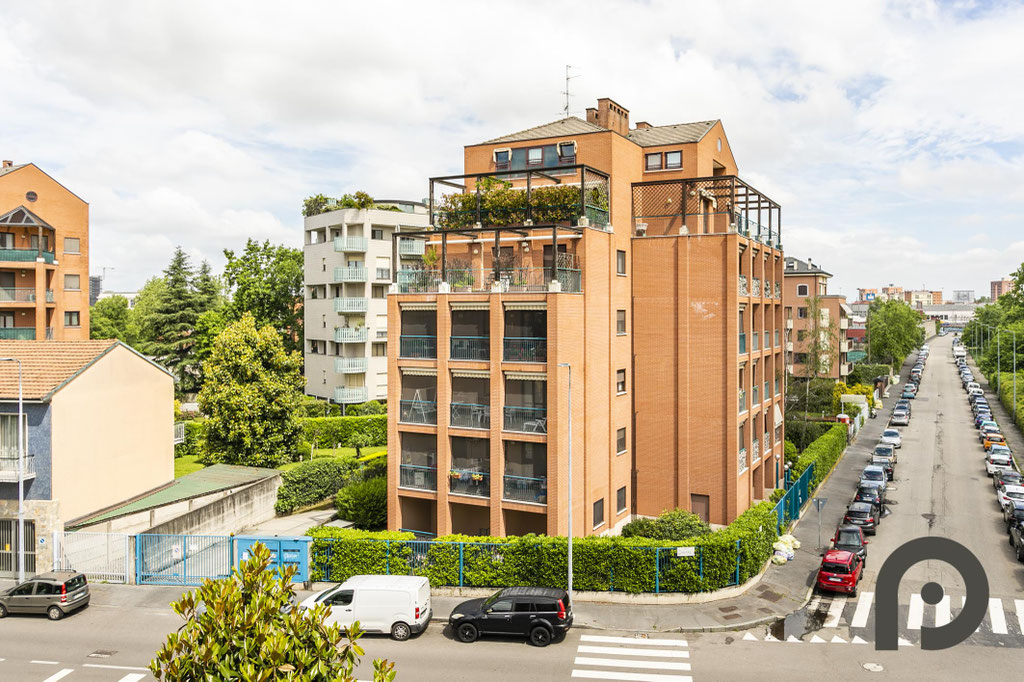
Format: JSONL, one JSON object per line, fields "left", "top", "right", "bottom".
{"left": 2, "top": 0, "right": 1022, "bottom": 298}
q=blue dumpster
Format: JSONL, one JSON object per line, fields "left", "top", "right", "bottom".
{"left": 234, "top": 536, "right": 313, "bottom": 583}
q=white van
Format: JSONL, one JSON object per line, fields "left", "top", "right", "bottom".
{"left": 300, "top": 575, "right": 431, "bottom": 640}
{"left": 953, "top": 346, "right": 967, "bottom": 359}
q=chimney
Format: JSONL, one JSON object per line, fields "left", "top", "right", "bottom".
{"left": 635, "top": 121, "right": 652, "bottom": 129}
{"left": 2, "top": 160, "right": 12, "bottom": 169}
{"left": 585, "top": 107, "right": 598, "bottom": 125}
{"left": 595, "top": 98, "right": 630, "bottom": 135}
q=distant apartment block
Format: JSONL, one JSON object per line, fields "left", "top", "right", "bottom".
{"left": 387, "top": 97, "right": 785, "bottom": 535}
{"left": 303, "top": 202, "right": 429, "bottom": 404}
{"left": 96, "top": 290, "right": 141, "bottom": 309}
{"left": 992, "top": 278, "right": 1014, "bottom": 301}
{"left": 0, "top": 160, "right": 90, "bottom": 340}
{"left": 783, "top": 258, "right": 851, "bottom": 380}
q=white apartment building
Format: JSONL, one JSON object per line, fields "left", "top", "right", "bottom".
{"left": 303, "top": 201, "right": 429, "bottom": 404}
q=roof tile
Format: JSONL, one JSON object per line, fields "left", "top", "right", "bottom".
{"left": 0, "top": 340, "right": 118, "bottom": 400}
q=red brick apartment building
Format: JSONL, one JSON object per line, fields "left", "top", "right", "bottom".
{"left": 782, "top": 257, "right": 851, "bottom": 380}
{"left": 387, "top": 98, "right": 785, "bottom": 536}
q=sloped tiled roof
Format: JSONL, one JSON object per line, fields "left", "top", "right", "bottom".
{"left": 0, "top": 163, "right": 28, "bottom": 178}
{"left": 626, "top": 120, "right": 718, "bottom": 147}
{"left": 783, "top": 257, "right": 832, "bottom": 277}
{"left": 481, "top": 116, "right": 608, "bottom": 144}
{"left": 0, "top": 340, "right": 121, "bottom": 400}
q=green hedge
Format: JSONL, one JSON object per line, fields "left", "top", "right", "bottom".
{"left": 275, "top": 457, "right": 358, "bottom": 514}
{"left": 784, "top": 420, "right": 834, "bottom": 452}
{"left": 335, "top": 476, "right": 387, "bottom": 530}
{"left": 296, "top": 396, "right": 342, "bottom": 418}
{"left": 297, "top": 415, "right": 387, "bottom": 449}
{"left": 305, "top": 502, "right": 779, "bottom": 593}
{"left": 174, "top": 420, "right": 206, "bottom": 459}
{"left": 791, "top": 423, "right": 848, "bottom": 491}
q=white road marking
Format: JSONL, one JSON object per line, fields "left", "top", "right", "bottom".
{"left": 31, "top": 661, "right": 59, "bottom": 665}
{"left": 850, "top": 591, "right": 874, "bottom": 628}
{"left": 935, "top": 595, "right": 951, "bottom": 627}
{"left": 83, "top": 664, "right": 150, "bottom": 671}
{"left": 806, "top": 595, "right": 822, "bottom": 612}
{"left": 809, "top": 635, "right": 826, "bottom": 643}
{"left": 41, "top": 670, "right": 74, "bottom": 682}
{"left": 988, "top": 598, "right": 1008, "bottom": 634}
{"left": 851, "top": 635, "right": 869, "bottom": 644}
{"left": 572, "top": 671, "right": 692, "bottom": 682}
{"left": 574, "top": 657, "right": 690, "bottom": 671}
{"left": 908, "top": 593, "right": 924, "bottom": 630}
{"left": 824, "top": 596, "right": 846, "bottom": 628}
{"left": 576, "top": 646, "right": 689, "bottom": 659}
{"left": 786, "top": 635, "right": 801, "bottom": 642}
{"left": 742, "top": 632, "right": 758, "bottom": 641}
{"left": 117, "top": 675, "right": 147, "bottom": 682}
{"left": 830, "top": 635, "right": 847, "bottom": 643}
{"left": 898, "top": 637, "right": 913, "bottom": 647}
{"left": 1016, "top": 600, "right": 1024, "bottom": 635}
{"left": 580, "top": 635, "right": 688, "bottom": 647}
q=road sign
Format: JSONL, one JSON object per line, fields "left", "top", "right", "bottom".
{"left": 813, "top": 497, "right": 828, "bottom": 511}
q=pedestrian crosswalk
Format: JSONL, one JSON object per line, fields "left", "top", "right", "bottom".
{"left": 571, "top": 634, "right": 692, "bottom": 681}
{"left": 0, "top": 660, "right": 149, "bottom": 682}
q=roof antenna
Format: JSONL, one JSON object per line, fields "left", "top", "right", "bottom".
{"left": 561, "top": 65, "right": 580, "bottom": 117}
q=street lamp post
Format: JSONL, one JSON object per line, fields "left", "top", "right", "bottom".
{"left": 0, "top": 358, "right": 25, "bottom": 582}
{"left": 557, "top": 362, "right": 572, "bottom": 595}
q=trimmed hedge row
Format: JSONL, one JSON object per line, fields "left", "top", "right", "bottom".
{"left": 784, "top": 420, "right": 834, "bottom": 452}
{"left": 305, "top": 501, "right": 779, "bottom": 593}
{"left": 174, "top": 420, "right": 206, "bottom": 459}
{"left": 274, "top": 457, "right": 358, "bottom": 514}
{"left": 297, "top": 415, "right": 386, "bottom": 448}
{"left": 790, "top": 423, "right": 848, "bottom": 491}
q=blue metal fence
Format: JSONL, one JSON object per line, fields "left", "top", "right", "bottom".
{"left": 771, "top": 463, "right": 814, "bottom": 534}
{"left": 136, "top": 533, "right": 233, "bottom": 586}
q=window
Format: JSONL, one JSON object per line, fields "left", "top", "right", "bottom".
{"left": 645, "top": 153, "right": 662, "bottom": 171}
{"left": 797, "top": 284, "right": 809, "bottom": 297}
{"left": 321, "top": 257, "right": 326, "bottom": 272}
{"left": 321, "top": 314, "right": 326, "bottom": 329}
{"left": 795, "top": 353, "right": 808, "bottom": 364}
{"left": 557, "top": 141, "right": 576, "bottom": 164}
{"left": 616, "top": 250, "right": 626, "bottom": 275}
{"left": 10, "top": 583, "right": 33, "bottom": 596}
{"left": 64, "top": 274, "right": 81, "bottom": 290}
{"left": 494, "top": 148, "right": 511, "bottom": 170}
{"left": 593, "top": 498, "right": 605, "bottom": 528}
{"left": 34, "top": 582, "right": 56, "bottom": 595}
{"left": 64, "top": 237, "right": 80, "bottom": 254}
{"left": 616, "top": 369, "right": 626, "bottom": 394}
{"left": 372, "top": 342, "right": 387, "bottom": 357}
{"left": 25, "top": 191, "right": 37, "bottom": 202}
{"left": 489, "top": 599, "right": 513, "bottom": 613}
{"left": 616, "top": 310, "right": 626, "bottom": 335}
{"left": 0, "top": 233, "right": 12, "bottom": 248}
{"left": 371, "top": 228, "right": 384, "bottom": 240}
{"left": 372, "top": 285, "right": 388, "bottom": 299}
{"left": 321, "top": 370, "right": 327, "bottom": 385}
{"left": 526, "top": 147, "right": 543, "bottom": 167}
{"left": 329, "top": 590, "right": 354, "bottom": 606}
{"left": 616, "top": 427, "right": 626, "bottom": 454}
{"left": 664, "top": 151, "right": 682, "bottom": 169}
{"left": 617, "top": 486, "right": 627, "bottom": 513}
{"left": 797, "top": 307, "right": 808, "bottom": 319}
{"left": 29, "top": 235, "right": 50, "bottom": 251}
{"left": 514, "top": 601, "right": 536, "bottom": 612}
{"left": 64, "top": 311, "right": 80, "bottom": 327}
{"left": 797, "top": 330, "right": 807, "bottom": 342}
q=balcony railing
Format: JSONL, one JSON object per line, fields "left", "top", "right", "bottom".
{"left": 738, "top": 447, "right": 748, "bottom": 474}
{"left": 334, "top": 386, "right": 368, "bottom": 403}
{"left": 739, "top": 332, "right": 747, "bottom": 354}
{"left": 752, "top": 386, "right": 760, "bottom": 406}
{"left": 752, "top": 438, "right": 761, "bottom": 464}
{"left": 0, "top": 328, "right": 35, "bottom": 340}
{"left": 775, "top": 282, "right": 781, "bottom": 299}
{"left": 752, "top": 331, "right": 760, "bottom": 351}
{"left": 335, "top": 327, "right": 368, "bottom": 343}
{"left": 173, "top": 422, "right": 185, "bottom": 445}
{"left": 451, "top": 402, "right": 490, "bottom": 429}
{"left": 398, "top": 239, "right": 426, "bottom": 257}
{"left": 400, "top": 399, "right": 437, "bottom": 425}
{"left": 451, "top": 336, "right": 489, "bottom": 361}
{"left": 739, "top": 390, "right": 747, "bottom": 412}
{"left": 334, "top": 236, "right": 368, "bottom": 252}
{"left": 0, "top": 453, "right": 35, "bottom": 482}
{"left": 785, "top": 318, "right": 793, "bottom": 329}
{"left": 449, "top": 469, "right": 489, "bottom": 497}
{"left": 400, "top": 335, "right": 437, "bottom": 358}
{"left": 376, "top": 267, "right": 391, "bottom": 280}
{"left": 0, "top": 249, "right": 54, "bottom": 264}
{"left": 764, "top": 382, "right": 771, "bottom": 403}
{"left": 503, "top": 475, "right": 547, "bottom": 504}
{"left": 399, "top": 464, "right": 437, "bottom": 492}
{"left": 334, "top": 266, "right": 367, "bottom": 283}
{"left": 739, "top": 275, "right": 749, "bottom": 297}
{"left": 335, "top": 357, "right": 368, "bottom": 373}
{"left": 503, "top": 337, "right": 546, "bottom": 363}
{"left": 752, "top": 278, "right": 761, "bottom": 299}
{"left": 335, "top": 297, "right": 368, "bottom": 313}
{"left": 0, "top": 288, "right": 55, "bottom": 303}
{"left": 396, "top": 266, "right": 581, "bottom": 294}
{"left": 840, "top": 318, "right": 850, "bottom": 330}
{"left": 504, "top": 406, "right": 547, "bottom": 433}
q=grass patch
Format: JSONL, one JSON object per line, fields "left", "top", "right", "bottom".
{"left": 175, "top": 455, "right": 205, "bottom": 478}
{"left": 175, "top": 446, "right": 388, "bottom": 475}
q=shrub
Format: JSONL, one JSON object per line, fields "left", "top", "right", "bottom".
{"left": 785, "top": 420, "right": 834, "bottom": 452}
{"left": 849, "top": 363, "right": 891, "bottom": 387}
{"left": 298, "top": 415, "right": 387, "bottom": 449}
{"left": 791, "top": 423, "right": 848, "bottom": 491}
{"left": 296, "top": 395, "right": 341, "bottom": 418}
{"left": 275, "top": 457, "right": 358, "bottom": 515}
{"left": 335, "top": 477, "right": 387, "bottom": 530}
{"left": 345, "top": 400, "right": 387, "bottom": 416}
{"left": 174, "top": 420, "right": 206, "bottom": 459}
{"left": 621, "top": 509, "right": 711, "bottom": 541}
{"left": 784, "top": 439, "right": 798, "bottom": 465}
{"left": 295, "top": 440, "right": 312, "bottom": 462}
{"left": 357, "top": 452, "right": 387, "bottom": 481}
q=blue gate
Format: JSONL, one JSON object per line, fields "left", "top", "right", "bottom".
{"left": 136, "top": 533, "right": 233, "bottom": 586}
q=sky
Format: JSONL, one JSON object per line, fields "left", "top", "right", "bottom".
{"left": 2, "top": 0, "right": 1023, "bottom": 299}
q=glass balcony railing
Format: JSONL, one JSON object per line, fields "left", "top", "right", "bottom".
{"left": 503, "top": 337, "right": 547, "bottom": 363}
{"left": 503, "top": 406, "right": 547, "bottom": 433}
{"left": 739, "top": 332, "right": 747, "bottom": 354}
{"left": 0, "top": 288, "right": 54, "bottom": 303}
{"left": 334, "top": 236, "right": 368, "bottom": 252}
{"left": 0, "top": 328, "right": 35, "bottom": 340}
{"left": 400, "top": 335, "right": 437, "bottom": 358}
{"left": 764, "top": 382, "right": 771, "bottom": 402}
{"left": 399, "top": 399, "right": 437, "bottom": 425}
{"left": 450, "top": 403, "right": 490, "bottom": 429}
{"left": 450, "top": 336, "right": 489, "bottom": 361}
{"left": 739, "top": 390, "right": 747, "bottom": 412}
{"left": 399, "top": 464, "right": 437, "bottom": 491}
{"left": 503, "top": 475, "right": 547, "bottom": 504}
{"left": 449, "top": 469, "right": 489, "bottom": 497}
{"left": 752, "top": 386, "right": 760, "bottom": 406}
{"left": 775, "top": 330, "right": 780, "bottom": 347}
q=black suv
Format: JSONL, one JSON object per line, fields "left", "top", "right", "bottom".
{"left": 853, "top": 486, "right": 886, "bottom": 516}
{"left": 449, "top": 586, "right": 572, "bottom": 647}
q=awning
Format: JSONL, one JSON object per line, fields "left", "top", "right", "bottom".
{"left": 774, "top": 405, "right": 783, "bottom": 427}
{"left": 451, "top": 369, "right": 490, "bottom": 379}
{"left": 450, "top": 301, "right": 490, "bottom": 311}
{"left": 399, "top": 302, "right": 436, "bottom": 311}
{"left": 401, "top": 367, "right": 437, "bottom": 377}
{"left": 504, "top": 301, "right": 546, "bottom": 311}
{"left": 505, "top": 371, "right": 547, "bottom": 381}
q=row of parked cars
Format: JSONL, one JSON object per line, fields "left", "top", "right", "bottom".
{"left": 815, "top": 344, "right": 928, "bottom": 596}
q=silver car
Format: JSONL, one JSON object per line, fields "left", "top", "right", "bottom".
{"left": 860, "top": 465, "right": 889, "bottom": 498}
{"left": 879, "top": 429, "right": 902, "bottom": 449}
{"left": 891, "top": 410, "right": 910, "bottom": 427}
{"left": 0, "top": 571, "right": 90, "bottom": 620}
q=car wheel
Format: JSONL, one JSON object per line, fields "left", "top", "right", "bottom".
{"left": 456, "top": 622, "right": 478, "bottom": 643}
{"left": 391, "top": 621, "right": 411, "bottom": 641}
{"left": 47, "top": 606, "right": 63, "bottom": 621}
{"left": 0, "top": 603, "right": 7, "bottom": 618}
{"left": 850, "top": 583, "right": 858, "bottom": 598}
{"left": 1018, "top": 545, "right": 1024, "bottom": 563}
{"left": 530, "top": 626, "right": 553, "bottom": 647}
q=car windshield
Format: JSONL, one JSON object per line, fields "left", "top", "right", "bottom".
{"left": 1005, "top": 473, "right": 1023, "bottom": 483}
{"left": 1013, "top": 509, "right": 1024, "bottom": 521}
{"left": 822, "top": 561, "right": 850, "bottom": 574}
{"left": 863, "top": 470, "right": 884, "bottom": 481}
{"left": 847, "top": 509, "right": 869, "bottom": 518}
{"left": 484, "top": 590, "right": 505, "bottom": 607}
{"left": 1007, "top": 491, "right": 1024, "bottom": 500}
{"left": 837, "top": 530, "right": 861, "bottom": 545}
{"left": 883, "top": 431, "right": 899, "bottom": 438}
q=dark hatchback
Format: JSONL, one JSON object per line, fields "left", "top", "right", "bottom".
{"left": 449, "top": 586, "right": 572, "bottom": 647}
{"left": 832, "top": 525, "right": 868, "bottom": 565}
{"left": 995, "top": 469, "right": 1024, "bottom": 491}
{"left": 854, "top": 486, "right": 886, "bottom": 516}
{"left": 843, "top": 501, "right": 878, "bottom": 534}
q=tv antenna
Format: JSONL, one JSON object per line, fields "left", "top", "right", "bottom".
{"left": 561, "top": 65, "right": 580, "bottom": 117}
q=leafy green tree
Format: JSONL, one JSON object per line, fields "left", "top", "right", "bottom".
{"left": 866, "top": 299, "right": 925, "bottom": 369}
{"left": 148, "top": 247, "right": 202, "bottom": 390}
{"left": 191, "top": 309, "right": 229, "bottom": 387}
{"left": 90, "top": 295, "right": 139, "bottom": 344}
{"left": 803, "top": 295, "right": 837, "bottom": 378}
{"left": 199, "top": 313, "right": 303, "bottom": 468}
{"left": 131, "top": 276, "right": 167, "bottom": 346}
{"left": 335, "top": 477, "right": 387, "bottom": 530}
{"left": 194, "top": 259, "right": 223, "bottom": 314}
{"left": 223, "top": 239, "right": 304, "bottom": 352}
{"left": 346, "top": 431, "right": 375, "bottom": 458}
{"left": 150, "top": 542, "right": 395, "bottom": 681}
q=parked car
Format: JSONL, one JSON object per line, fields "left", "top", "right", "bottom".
{"left": 1010, "top": 519, "right": 1024, "bottom": 562}
{"left": 860, "top": 465, "right": 888, "bottom": 496}
{"left": 854, "top": 485, "right": 886, "bottom": 516}
{"left": 972, "top": 401, "right": 991, "bottom": 417}
{"left": 1003, "top": 501, "right": 1024, "bottom": 529}
{"left": 990, "top": 444, "right": 1013, "bottom": 460}
{"left": 895, "top": 399, "right": 912, "bottom": 415}
{"left": 966, "top": 381, "right": 981, "bottom": 394}
{"left": 904, "top": 383, "right": 919, "bottom": 394}
{"left": 977, "top": 419, "right": 999, "bottom": 433}
{"left": 874, "top": 442, "right": 898, "bottom": 464}
{"left": 984, "top": 433, "right": 1008, "bottom": 451}
{"left": 901, "top": 389, "right": 917, "bottom": 400}
{"left": 979, "top": 424, "right": 1001, "bottom": 443}
{"left": 871, "top": 455, "right": 895, "bottom": 481}
{"left": 997, "top": 485, "right": 1024, "bottom": 512}
{"left": 880, "top": 429, "right": 903, "bottom": 449}
{"left": 891, "top": 410, "right": 910, "bottom": 427}
{"left": 449, "top": 587, "right": 572, "bottom": 647}
{"left": 816, "top": 550, "right": 864, "bottom": 596}
{"left": 986, "top": 451, "right": 1015, "bottom": 476}
{"left": 300, "top": 575, "right": 431, "bottom": 641}
{"left": 994, "top": 469, "right": 1024, "bottom": 491}
{"left": 0, "top": 572, "right": 90, "bottom": 620}
{"left": 975, "top": 412, "right": 994, "bottom": 428}
{"left": 832, "top": 525, "right": 869, "bottom": 565}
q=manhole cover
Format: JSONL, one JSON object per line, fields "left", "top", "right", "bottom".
{"left": 719, "top": 605, "right": 738, "bottom": 613}
{"left": 89, "top": 650, "right": 116, "bottom": 658}
{"left": 758, "top": 591, "right": 783, "bottom": 602}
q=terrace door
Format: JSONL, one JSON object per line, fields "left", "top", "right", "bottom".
{"left": 0, "top": 519, "right": 36, "bottom": 578}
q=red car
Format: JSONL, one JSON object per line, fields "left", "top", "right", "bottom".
{"left": 816, "top": 550, "right": 863, "bottom": 596}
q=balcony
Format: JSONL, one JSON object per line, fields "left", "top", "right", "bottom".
{"left": 504, "top": 406, "right": 547, "bottom": 433}
{"left": 451, "top": 336, "right": 489, "bottom": 361}
{"left": 173, "top": 422, "right": 185, "bottom": 444}
{"left": 0, "top": 454, "right": 35, "bottom": 483}
{"left": 841, "top": 340, "right": 851, "bottom": 353}
{"left": 400, "top": 335, "right": 437, "bottom": 358}
{"left": 752, "top": 386, "right": 760, "bottom": 406}
{"left": 335, "top": 297, "right": 368, "bottom": 313}
{"left": 334, "top": 236, "right": 368, "bottom": 252}
{"left": 785, "top": 318, "right": 794, "bottom": 329}
{"left": 739, "top": 389, "right": 747, "bottom": 412}
{"left": 786, "top": 341, "right": 794, "bottom": 352}
{"left": 752, "top": 438, "right": 761, "bottom": 464}
{"left": 334, "top": 266, "right": 367, "bottom": 283}
{"left": 335, "top": 327, "right": 368, "bottom": 343}
{"left": 739, "top": 332, "right": 747, "bottom": 354}
{"left": 396, "top": 265, "right": 581, "bottom": 294}
{"left": 738, "top": 447, "right": 748, "bottom": 473}
{"left": 0, "top": 249, "right": 55, "bottom": 264}
{"left": 503, "top": 337, "right": 546, "bottom": 363}
{"left": 0, "top": 288, "right": 55, "bottom": 303}
{"left": 334, "top": 386, "right": 368, "bottom": 403}
{"left": 840, "top": 362, "right": 852, "bottom": 377}
{"left": 0, "top": 328, "right": 35, "bottom": 340}
{"left": 764, "top": 280, "right": 772, "bottom": 298}
{"left": 503, "top": 475, "right": 547, "bottom": 504}
{"left": 840, "top": 317, "right": 850, "bottom": 330}
{"left": 774, "top": 330, "right": 780, "bottom": 347}
{"left": 400, "top": 399, "right": 438, "bottom": 425}
{"left": 764, "top": 382, "right": 771, "bottom": 403}
{"left": 399, "top": 464, "right": 437, "bottom": 492}
{"left": 739, "top": 275, "right": 749, "bottom": 297}
{"left": 451, "top": 403, "right": 490, "bottom": 429}
{"left": 335, "top": 357, "right": 368, "bottom": 374}
{"left": 775, "top": 282, "right": 782, "bottom": 299}
{"left": 449, "top": 469, "right": 489, "bottom": 497}
{"left": 752, "top": 278, "right": 761, "bottom": 299}
{"left": 398, "top": 239, "right": 426, "bottom": 257}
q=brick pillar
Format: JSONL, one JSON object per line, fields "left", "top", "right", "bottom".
{"left": 489, "top": 297, "right": 505, "bottom": 536}
{"left": 34, "top": 262, "right": 47, "bottom": 340}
